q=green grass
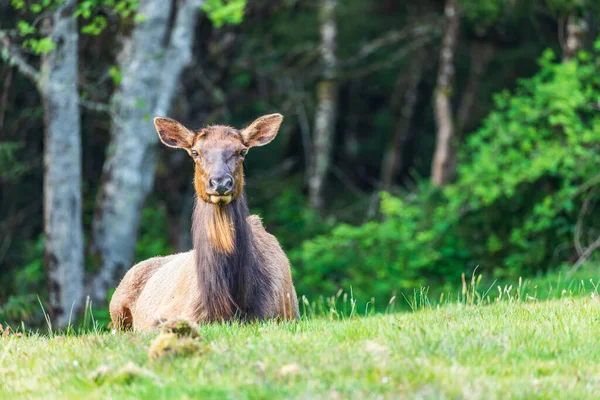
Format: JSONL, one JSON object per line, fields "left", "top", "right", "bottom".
{"left": 2, "top": 290, "right": 600, "bottom": 399}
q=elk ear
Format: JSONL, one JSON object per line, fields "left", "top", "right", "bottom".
{"left": 241, "top": 113, "right": 283, "bottom": 148}
{"left": 154, "top": 117, "right": 195, "bottom": 149}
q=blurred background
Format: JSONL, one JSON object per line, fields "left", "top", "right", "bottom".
{"left": 1, "top": 0, "right": 600, "bottom": 327}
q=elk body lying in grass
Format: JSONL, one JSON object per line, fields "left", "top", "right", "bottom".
{"left": 110, "top": 114, "right": 299, "bottom": 331}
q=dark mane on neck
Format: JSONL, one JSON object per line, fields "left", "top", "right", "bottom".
{"left": 192, "top": 195, "right": 270, "bottom": 322}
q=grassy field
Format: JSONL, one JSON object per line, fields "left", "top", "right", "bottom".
{"left": 2, "top": 290, "right": 600, "bottom": 400}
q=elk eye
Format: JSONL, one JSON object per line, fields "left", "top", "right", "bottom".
{"left": 191, "top": 150, "right": 199, "bottom": 157}
{"left": 240, "top": 148, "right": 247, "bottom": 157}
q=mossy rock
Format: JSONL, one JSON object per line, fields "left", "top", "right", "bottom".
{"left": 148, "top": 333, "right": 208, "bottom": 360}
{"left": 158, "top": 318, "right": 201, "bottom": 339}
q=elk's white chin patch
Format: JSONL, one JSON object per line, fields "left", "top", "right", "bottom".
{"left": 210, "top": 195, "right": 232, "bottom": 204}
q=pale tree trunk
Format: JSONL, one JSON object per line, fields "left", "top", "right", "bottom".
{"left": 443, "top": 39, "right": 495, "bottom": 177}
{"left": 90, "top": 0, "right": 204, "bottom": 303}
{"left": 39, "top": 0, "right": 85, "bottom": 327}
{"left": 431, "top": 0, "right": 460, "bottom": 187}
{"left": 309, "top": 0, "right": 338, "bottom": 213}
{"left": 380, "top": 47, "right": 426, "bottom": 191}
{"left": 154, "top": 0, "right": 205, "bottom": 117}
{"left": 563, "top": 15, "right": 588, "bottom": 61}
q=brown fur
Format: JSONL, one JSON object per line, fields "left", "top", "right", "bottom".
{"left": 205, "top": 204, "right": 236, "bottom": 254}
{"left": 110, "top": 114, "right": 299, "bottom": 331}
{"left": 109, "top": 256, "right": 167, "bottom": 329}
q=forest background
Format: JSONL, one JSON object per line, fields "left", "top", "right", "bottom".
{"left": 1, "top": 0, "right": 600, "bottom": 327}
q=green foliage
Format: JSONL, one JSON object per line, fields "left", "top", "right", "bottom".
{"left": 134, "top": 203, "right": 173, "bottom": 262}
{"left": 15, "top": 18, "right": 56, "bottom": 54}
{"left": 10, "top": 1, "right": 60, "bottom": 53}
{"left": 0, "top": 141, "right": 25, "bottom": 181}
{"left": 80, "top": 16, "right": 107, "bottom": 35}
{"left": 250, "top": 183, "right": 333, "bottom": 252}
{"left": 10, "top": 0, "right": 140, "bottom": 54}
{"left": 460, "top": 0, "right": 538, "bottom": 35}
{"left": 202, "top": 0, "right": 247, "bottom": 28}
{"left": 0, "top": 294, "right": 39, "bottom": 323}
{"left": 108, "top": 65, "right": 123, "bottom": 85}
{"left": 545, "top": 0, "right": 583, "bottom": 16}
{"left": 76, "top": 0, "right": 139, "bottom": 35}
{"left": 75, "top": 0, "right": 139, "bottom": 20}
{"left": 16, "top": 20, "right": 35, "bottom": 36}
{"left": 447, "top": 45, "right": 600, "bottom": 274}
{"left": 461, "top": 0, "right": 509, "bottom": 27}
{"left": 294, "top": 42, "right": 600, "bottom": 304}
{"left": 292, "top": 190, "right": 469, "bottom": 305}
{"left": 26, "top": 37, "right": 56, "bottom": 54}
{"left": 0, "top": 236, "right": 46, "bottom": 325}
{"left": 10, "top": 0, "right": 26, "bottom": 10}
{"left": 15, "top": 236, "right": 46, "bottom": 296}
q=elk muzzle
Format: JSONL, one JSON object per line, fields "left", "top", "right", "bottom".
{"left": 207, "top": 174, "right": 234, "bottom": 204}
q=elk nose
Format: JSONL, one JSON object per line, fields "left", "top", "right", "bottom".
{"left": 209, "top": 175, "right": 234, "bottom": 195}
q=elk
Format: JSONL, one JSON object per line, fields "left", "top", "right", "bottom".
{"left": 109, "top": 114, "right": 299, "bottom": 331}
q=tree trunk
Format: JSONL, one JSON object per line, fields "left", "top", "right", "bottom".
{"left": 380, "top": 47, "right": 426, "bottom": 191}
{"left": 90, "top": 0, "right": 204, "bottom": 303}
{"left": 563, "top": 15, "right": 588, "bottom": 61}
{"left": 154, "top": 0, "right": 205, "bottom": 117}
{"left": 309, "top": 0, "right": 338, "bottom": 213}
{"left": 431, "top": 0, "right": 460, "bottom": 188}
{"left": 444, "top": 40, "right": 495, "bottom": 178}
{"left": 39, "top": 0, "right": 85, "bottom": 328}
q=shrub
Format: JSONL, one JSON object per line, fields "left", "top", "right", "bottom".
{"left": 293, "top": 43, "right": 600, "bottom": 305}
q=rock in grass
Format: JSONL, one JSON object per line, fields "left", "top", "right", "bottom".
{"left": 278, "top": 363, "right": 301, "bottom": 377}
{"left": 364, "top": 340, "right": 388, "bottom": 355}
{"left": 158, "top": 319, "right": 201, "bottom": 339}
{"left": 148, "top": 333, "right": 207, "bottom": 360}
{"left": 89, "top": 362, "right": 158, "bottom": 385}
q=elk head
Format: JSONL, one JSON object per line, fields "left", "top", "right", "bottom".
{"left": 154, "top": 114, "right": 283, "bottom": 205}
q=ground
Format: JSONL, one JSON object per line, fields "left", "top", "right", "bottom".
{"left": 2, "top": 295, "right": 600, "bottom": 399}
